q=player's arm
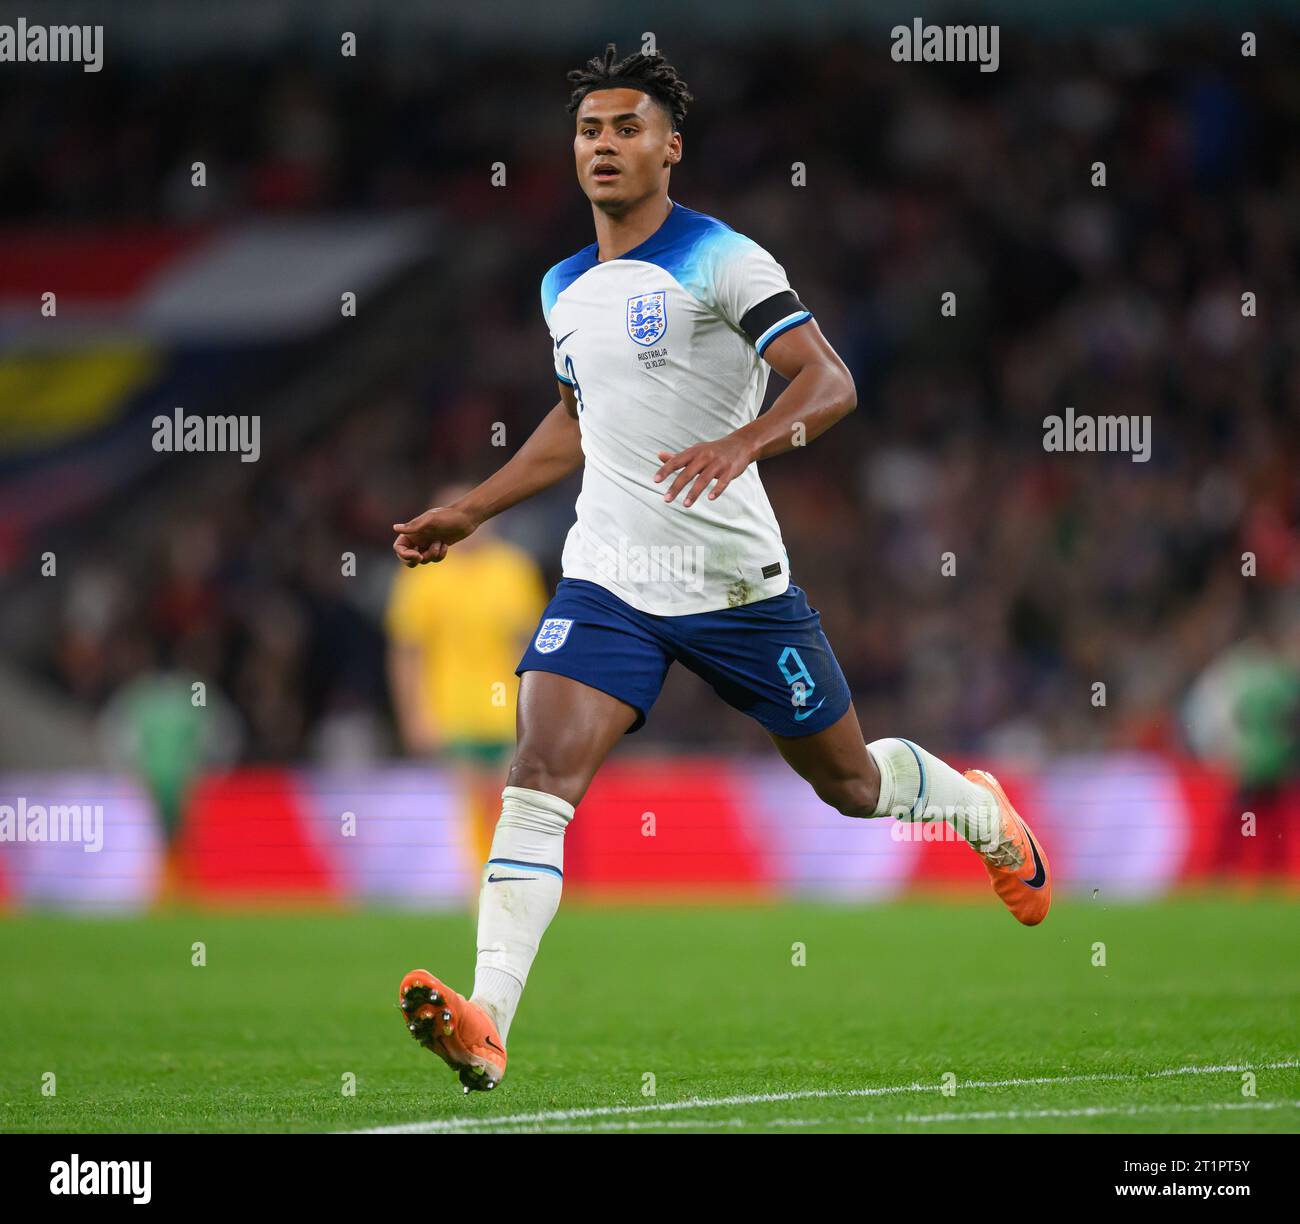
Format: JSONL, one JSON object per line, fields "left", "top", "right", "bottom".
{"left": 393, "top": 384, "right": 583, "bottom": 566}
{"left": 654, "top": 319, "right": 856, "bottom": 507}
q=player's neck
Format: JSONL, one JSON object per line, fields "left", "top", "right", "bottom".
{"left": 592, "top": 194, "right": 674, "bottom": 263}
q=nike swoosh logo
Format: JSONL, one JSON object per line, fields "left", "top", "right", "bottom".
{"left": 487, "top": 873, "right": 535, "bottom": 883}
{"left": 793, "top": 697, "right": 827, "bottom": 722}
{"left": 1018, "top": 818, "right": 1047, "bottom": 889}
{"left": 485, "top": 1035, "right": 504, "bottom": 1053}
{"left": 557, "top": 328, "right": 578, "bottom": 348}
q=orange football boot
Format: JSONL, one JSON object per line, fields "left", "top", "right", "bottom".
{"left": 963, "top": 769, "right": 1052, "bottom": 926}
{"left": 398, "top": 969, "right": 507, "bottom": 1092}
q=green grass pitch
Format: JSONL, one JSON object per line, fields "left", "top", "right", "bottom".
{"left": 1, "top": 894, "right": 1296, "bottom": 1133}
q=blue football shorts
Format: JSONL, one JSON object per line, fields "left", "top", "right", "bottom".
{"left": 516, "top": 577, "right": 852, "bottom": 737}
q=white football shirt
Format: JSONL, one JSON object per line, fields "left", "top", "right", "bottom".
{"left": 541, "top": 199, "right": 813, "bottom": 615}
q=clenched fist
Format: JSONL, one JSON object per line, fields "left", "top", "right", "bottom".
{"left": 392, "top": 504, "right": 477, "bottom": 566}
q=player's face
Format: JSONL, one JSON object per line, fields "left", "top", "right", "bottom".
{"left": 574, "top": 88, "right": 679, "bottom": 211}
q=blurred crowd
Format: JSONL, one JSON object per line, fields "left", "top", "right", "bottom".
{"left": 9, "top": 24, "right": 1299, "bottom": 774}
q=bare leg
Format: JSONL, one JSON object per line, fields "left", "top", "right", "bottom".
{"left": 773, "top": 708, "right": 1009, "bottom": 856}
{"left": 769, "top": 704, "right": 882, "bottom": 817}
{"left": 507, "top": 669, "right": 639, "bottom": 807}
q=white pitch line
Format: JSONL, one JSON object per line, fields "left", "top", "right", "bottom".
{"left": 479, "top": 1099, "right": 1300, "bottom": 1133}
{"left": 351, "top": 1058, "right": 1299, "bottom": 1134}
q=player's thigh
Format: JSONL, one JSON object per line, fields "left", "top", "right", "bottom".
{"left": 673, "top": 583, "right": 852, "bottom": 741}
{"left": 511, "top": 577, "right": 674, "bottom": 804}
{"left": 668, "top": 582, "right": 880, "bottom": 816}
{"left": 508, "top": 670, "right": 639, "bottom": 807}
{"left": 768, "top": 703, "right": 880, "bottom": 817}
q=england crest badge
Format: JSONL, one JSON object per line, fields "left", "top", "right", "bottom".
{"left": 627, "top": 291, "right": 667, "bottom": 346}
{"left": 534, "top": 618, "right": 574, "bottom": 654}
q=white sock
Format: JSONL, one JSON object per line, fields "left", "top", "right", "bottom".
{"left": 469, "top": 785, "right": 573, "bottom": 1043}
{"left": 866, "top": 737, "right": 1004, "bottom": 852}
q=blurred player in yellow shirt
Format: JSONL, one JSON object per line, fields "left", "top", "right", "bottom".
{"left": 385, "top": 484, "right": 548, "bottom": 862}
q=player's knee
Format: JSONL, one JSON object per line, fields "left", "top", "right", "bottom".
{"left": 505, "top": 748, "right": 588, "bottom": 809}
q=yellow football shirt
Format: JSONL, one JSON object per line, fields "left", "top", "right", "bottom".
{"left": 385, "top": 539, "right": 547, "bottom": 744}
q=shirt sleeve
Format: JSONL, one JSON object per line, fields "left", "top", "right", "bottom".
{"left": 709, "top": 234, "right": 813, "bottom": 357}
{"left": 541, "top": 267, "right": 575, "bottom": 386}
{"left": 552, "top": 338, "right": 574, "bottom": 385}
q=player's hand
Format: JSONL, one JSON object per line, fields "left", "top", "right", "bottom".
{"left": 392, "top": 505, "right": 476, "bottom": 566}
{"left": 654, "top": 432, "right": 757, "bottom": 508}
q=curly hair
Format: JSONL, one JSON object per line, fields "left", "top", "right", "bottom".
{"left": 565, "top": 42, "right": 693, "bottom": 132}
